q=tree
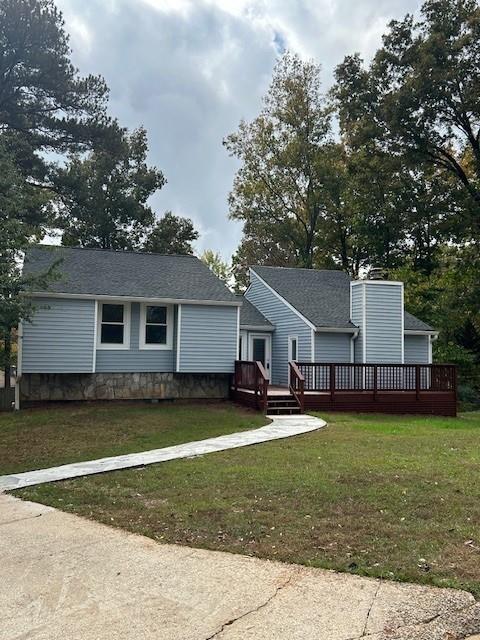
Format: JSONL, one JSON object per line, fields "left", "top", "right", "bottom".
{"left": 0, "top": 0, "right": 121, "bottom": 188}
{"left": 392, "top": 245, "right": 480, "bottom": 400}
{"left": 143, "top": 212, "right": 199, "bottom": 254}
{"left": 225, "top": 52, "right": 426, "bottom": 280}
{"left": 334, "top": 0, "right": 480, "bottom": 239}
{"left": 201, "top": 250, "right": 231, "bottom": 284}
{"left": 0, "top": 0, "right": 143, "bottom": 384}
{"left": 333, "top": 0, "right": 480, "bottom": 399}
{"left": 0, "top": 141, "right": 57, "bottom": 387}
{"left": 224, "top": 53, "right": 333, "bottom": 271}
{"left": 57, "top": 128, "right": 165, "bottom": 250}
{"left": 231, "top": 232, "right": 296, "bottom": 291}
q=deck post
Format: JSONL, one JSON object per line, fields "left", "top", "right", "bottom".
{"left": 373, "top": 365, "right": 377, "bottom": 401}
{"left": 330, "top": 364, "right": 335, "bottom": 401}
{"left": 262, "top": 379, "right": 268, "bottom": 414}
{"left": 233, "top": 361, "right": 238, "bottom": 392}
{"left": 415, "top": 365, "right": 420, "bottom": 401}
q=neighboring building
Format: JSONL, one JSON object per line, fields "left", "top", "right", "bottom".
{"left": 19, "top": 246, "right": 436, "bottom": 404}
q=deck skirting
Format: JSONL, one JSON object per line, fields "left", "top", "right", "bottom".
{"left": 302, "top": 390, "right": 457, "bottom": 416}
{"left": 232, "top": 388, "right": 457, "bottom": 416}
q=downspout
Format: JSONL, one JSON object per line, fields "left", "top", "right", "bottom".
{"left": 429, "top": 333, "right": 438, "bottom": 364}
{"left": 350, "top": 329, "right": 359, "bottom": 363}
{"left": 14, "top": 321, "right": 23, "bottom": 411}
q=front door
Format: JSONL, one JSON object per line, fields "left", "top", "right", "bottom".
{"left": 249, "top": 334, "right": 271, "bottom": 381}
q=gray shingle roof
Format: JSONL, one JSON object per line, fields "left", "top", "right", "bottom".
{"left": 252, "top": 266, "right": 356, "bottom": 329}
{"left": 237, "top": 295, "right": 273, "bottom": 329}
{"left": 404, "top": 311, "right": 433, "bottom": 332}
{"left": 251, "top": 266, "right": 434, "bottom": 332}
{"left": 24, "top": 245, "right": 239, "bottom": 303}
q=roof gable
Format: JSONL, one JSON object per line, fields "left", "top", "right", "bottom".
{"left": 24, "top": 245, "right": 238, "bottom": 303}
{"left": 250, "top": 265, "right": 433, "bottom": 332}
{"left": 251, "top": 266, "right": 355, "bottom": 329}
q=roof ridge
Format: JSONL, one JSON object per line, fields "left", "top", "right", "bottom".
{"left": 33, "top": 244, "right": 198, "bottom": 259}
{"left": 252, "top": 265, "right": 347, "bottom": 275}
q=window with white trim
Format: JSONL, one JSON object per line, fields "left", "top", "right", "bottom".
{"left": 98, "top": 302, "right": 130, "bottom": 349}
{"left": 140, "top": 304, "right": 172, "bottom": 349}
{"left": 288, "top": 336, "right": 298, "bottom": 362}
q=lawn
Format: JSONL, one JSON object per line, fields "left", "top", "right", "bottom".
{"left": 15, "top": 411, "right": 480, "bottom": 597}
{"left": 0, "top": 401, "right": 266, "bottom": 474}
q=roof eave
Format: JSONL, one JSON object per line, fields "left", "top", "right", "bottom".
{"left": 404, "top": 329, "right": 438, "bottom": 335}
{"left": 28, "top": 291, "right": 241, "bottom": 306}
{"left": 314, "top": 326, "right": 358, "bottom": 333}
{"left": 240, "top": 324, "right": 274, "bottom": 332}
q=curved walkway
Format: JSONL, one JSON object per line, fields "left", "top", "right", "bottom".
{"left": 0, "top": 413, "right": 326, "bottom": 491}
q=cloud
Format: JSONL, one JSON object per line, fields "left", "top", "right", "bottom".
{"left": 56, "top": 0, "right": 421, "bottom": 258}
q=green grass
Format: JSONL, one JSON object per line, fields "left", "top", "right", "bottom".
{"left": 14, "top": 411, "right": 480, "bottom": 597}
{"left": 0, "top": 401, "right": 266, "bottom": 474}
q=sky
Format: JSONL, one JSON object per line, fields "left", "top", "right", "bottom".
{"left": 56, "top": 0, "right": 421, "bottom": 258}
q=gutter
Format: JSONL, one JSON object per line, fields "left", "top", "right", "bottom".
{"left": 404, "top": 329, "right": 438, "bottom": 336}
{"left": 315, "top": 326, "right": 358, "bottom": 333}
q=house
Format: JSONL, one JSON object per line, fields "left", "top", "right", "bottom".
{"left": 18, "top": 245, "right": 456, "bottom": 415}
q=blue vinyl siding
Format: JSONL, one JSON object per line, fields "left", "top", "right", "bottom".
{"left": 351, "top": 282, "right": 403, "bottom": 364}
{"left": 22, "top": 297, "right": 95, "bottom": 373}
{"left": 315, "top": 332, "right": 351, "bottom": 362}
{"left": 404, "top": 335, "right": 430, "bottom": 364}
{"left": 245, "top": 271, "right": 312, "bottom": 385}
{"left": 365, "top": 284, "right": 403, "bottom": 363}
{"left": 178, "top": 304, "right": 238, "bottom": 373}
{"left": 96, "top": 302, "right": 176, "bottom": 373}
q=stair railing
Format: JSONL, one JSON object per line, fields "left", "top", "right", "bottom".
{"left": 234, "top": 360, "right": 269, "bottom": 413}
{"left": 255, "top": 361, "right": 269, "bottom": 413}
{"left": 289, "top": 361, "right": 305, "bottom": 413}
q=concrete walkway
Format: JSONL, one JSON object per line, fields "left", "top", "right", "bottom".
{"left": 0, "top": 414, "right": 325, "bottom": 490}
{"left": 1, "top": 494, "right": 479, "bottom": 640}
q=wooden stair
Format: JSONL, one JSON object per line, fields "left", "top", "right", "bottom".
{"left": 267, "top": 394, "right": 301, "bottom": 415}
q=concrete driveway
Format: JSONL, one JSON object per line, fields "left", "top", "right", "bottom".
{"left": 2, "top": 493, "right": 479, "bottom": 640}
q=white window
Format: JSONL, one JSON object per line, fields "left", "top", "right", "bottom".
{"left": 288, "top": 336, "right": 298, "bottom": 362}
{"left": 97, "top": 302, "right": 130, "bottom": 349}
{"left": 140, "top": 304, "right": 173, "bottom": 350}
{"left": 238, "top": 330, "right": 247, "bottom": 360}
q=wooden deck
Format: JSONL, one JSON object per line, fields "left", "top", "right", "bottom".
{"left": 231, "top": 362, "right": 457, "bottom": 416}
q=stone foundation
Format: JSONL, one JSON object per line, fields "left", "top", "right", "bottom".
{"left": 20, "top": 372, "right": 231, "bottom": 403}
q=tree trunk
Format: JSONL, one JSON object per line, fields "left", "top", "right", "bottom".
{"left": 3, "top": 329, "right": 11, "bottom": 389}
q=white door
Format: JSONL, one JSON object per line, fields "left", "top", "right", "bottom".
{"left": 248, "top": 334, "right": 271, "bottom": 381}
{"left": 288, "top": 336, "right": 298, "bottom": 385}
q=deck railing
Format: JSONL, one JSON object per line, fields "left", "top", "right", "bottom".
{"left": 289, "top": 361, "right": 305, "bottom": 412}
{"left": 296, "top": 363, "right": 457, "bottom": 399}
{"left": 233, "top": 360, "right": 269, "bottom": 412}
